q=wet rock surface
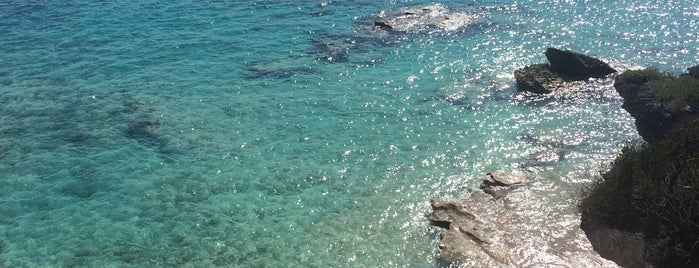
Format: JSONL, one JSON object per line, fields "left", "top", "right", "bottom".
{"left": 429, "top": 171, "right": 618, "bottom": 267}
{"left": 373, "top": 4, "right": 483, "bottom": 33}
{"left": 428, "top": 198, "right": 511, "bottom": 266}
{"left": 515, "top": 48, "right": 616, "bottom": 94}
{"left": 514, "top": 63, "right": 566, "bottom": 94}
{"left": 479, "top": 171, "right": 527, "bottom": 199}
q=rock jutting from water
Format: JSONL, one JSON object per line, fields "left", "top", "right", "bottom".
{"left": 514, "top": 48, "right": 617, "bottom": 94}
{"left": 428, "top": 198, "right": 512, "bottom": 266}
{"left": 429, "top": 172, "right": 524, "bottom": 266}
{"left": 479, "top": 171, "right": 527, "bottom": 199}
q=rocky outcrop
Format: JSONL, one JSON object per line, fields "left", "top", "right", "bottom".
{"left": 429, "top": 198, "right": 511, "bottom": 266}
{"left": 613, "top": 66, "right": 699, "bottom": 143}
{"left": 429, "top": 175, "right": 619, "bottom": 267}
{"left": 310, "top": 4, "right": 490, "bottom": 64}
{"left": 514, "top": 63, "right": 565, "bottom": 94}
{"left": 479, "top": 171, "right": 527, "bottom": 199}
{"left": 544, "top": 48, "right": 617, "bottom": 81}
{"left": 373, "top": 4, "right": 482, "bottom": 33}
{"left": 431, "top": 172, "right": 525, "bottom": 264}
{"left": 514, "top": 48, "right": 616, "bottom": 94}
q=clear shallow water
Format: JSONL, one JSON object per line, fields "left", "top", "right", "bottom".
{"left": 0, "top": 0, "right": 697, "bottom": 266}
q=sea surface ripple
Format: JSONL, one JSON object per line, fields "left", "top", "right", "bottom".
{"left": 0, "top": 0, "right": 697, "bottom": 266}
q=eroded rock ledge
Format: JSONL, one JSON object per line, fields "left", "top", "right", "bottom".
{"left": 428, "top": 171, "right": 526, "bottom": 266}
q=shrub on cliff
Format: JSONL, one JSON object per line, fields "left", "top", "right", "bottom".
{"left": 649, "top": 74, "right": 699, "bottom": 110}
{"left": 581, "top": 118, "right": 699, "bottom": 267}
{"left": 582, "top": 66, "right": 699, "bottom": 267}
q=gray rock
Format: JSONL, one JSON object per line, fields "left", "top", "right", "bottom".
{"left": 429, "top": 189, "right": 620, "bottom": 267}
{"left": 581, "top": 221, "right": 657, "bottom": 268}
{"left": 429, "top": 199, "right": 511, "bottom": 266}
{"left": 480, "top": 171, "right": 527, "bottom": 199}
{"left": 487, "top": 171, "right": 527, "bottom": 185}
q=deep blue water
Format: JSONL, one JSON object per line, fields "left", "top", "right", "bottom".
{"left": 0, "top": 0, "right": 697, "bottom": 266}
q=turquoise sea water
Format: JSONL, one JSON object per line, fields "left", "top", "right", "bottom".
{"left": 1, "top": 0, "right": 697, "bottom": 266}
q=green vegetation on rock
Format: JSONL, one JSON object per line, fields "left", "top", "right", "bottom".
{"left": 649, "top": 74, "right": 699, "bottom": 110}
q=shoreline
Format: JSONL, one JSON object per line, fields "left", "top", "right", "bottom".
{"left": 429, "top": 48, "right": 699, "bottom": 267}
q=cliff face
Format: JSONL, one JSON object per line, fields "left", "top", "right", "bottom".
{"left": 614, "top": 68, "right": 699, "bottom": 143}
{"left": 580, "top": 66, "right": 699, "bottom": 268}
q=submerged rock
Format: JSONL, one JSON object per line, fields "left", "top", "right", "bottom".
{"left": 124, "top": 116, "right": 165, "bottom": 147}
{"left": 373, "top": 4, "right": 483, "bottom": 33}
{"left": 244, "top": 57, "right": 317, "bottom": 79}
{"left": 309, "top": 33, "right": 389, "bottom": 63}
{"left": 515, "top": 48, "right": 616, "bottom": 94}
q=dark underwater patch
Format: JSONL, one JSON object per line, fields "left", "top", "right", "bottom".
{"left": 308, "top": 31, "right": 394, "bottom": 65}
{"left": 242, "top": 51, "right": 322, "bottom": 80}
{"left": 244, "top": 62, "right": 317, "bottom": 80}
{"left": 59, "top": 180, "right": 97, "bottom": 199}
{"left": 124, "top": 116, "right": 166, "bottom": 148}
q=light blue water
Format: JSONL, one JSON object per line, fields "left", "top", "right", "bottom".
{"left": 0, "top": 0, "right": 697, "bottom": 267}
